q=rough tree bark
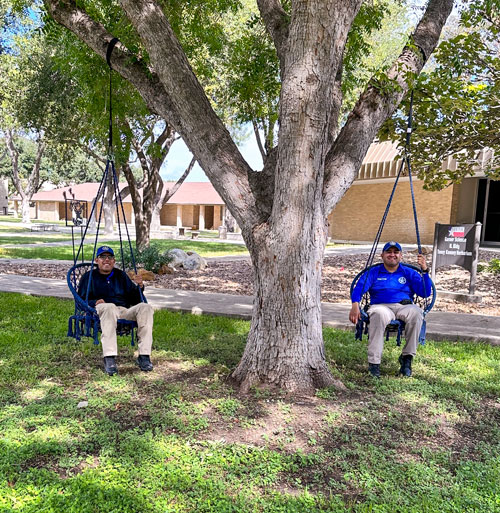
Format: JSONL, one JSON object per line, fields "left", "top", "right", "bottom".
{"left": 45, "top": 0, "right": 454, "bottom": 394}
{"left": 4, "top": 130, "right": 45, "bottom": 224}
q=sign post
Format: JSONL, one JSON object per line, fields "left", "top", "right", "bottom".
{"left": 431, "top": 222, "right": 482, "bottom": 295}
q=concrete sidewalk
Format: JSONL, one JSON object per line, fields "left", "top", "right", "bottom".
{"left": 0, "top": 273, "right": 498, "bottom": 345}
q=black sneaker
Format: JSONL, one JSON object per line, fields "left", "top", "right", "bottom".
{"left": 103, "top": 356, "right": 118, "bottom": 376}
{"left": 399, "top": 354, "right": 413, "bottom": 377}
{"left": 136, "top": 354, "right": 153, "bottom": 372}
{"left": 368, "top": 363, "right": 381, "bottom": 378}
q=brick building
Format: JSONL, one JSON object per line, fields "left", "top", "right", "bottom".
{"left": 327, "top": 142, "right": 499, "bottom": 246}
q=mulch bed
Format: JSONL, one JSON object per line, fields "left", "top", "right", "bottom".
{"left": 0, "top": 250, "right": 498, "bottom": 315}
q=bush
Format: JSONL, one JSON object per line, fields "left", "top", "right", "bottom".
{"left": 478, "top": 258, "right": 500, "bottom": 274}
{"left": 122, "top": 242, "right": 172, "bottom": 273}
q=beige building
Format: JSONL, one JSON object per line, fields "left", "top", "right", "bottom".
{"left": 16, "top": 181, "right": 225, "bottom": 231}
{"left": 327, "top": 142, "right": 499, "bottom": 246}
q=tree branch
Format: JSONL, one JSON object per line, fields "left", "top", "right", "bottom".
{"left": 256, "top": 0, "right": 289, "bottom": 64}
{"left": 44, "top": 0, "right": 260, "bottom": 231}
{"left": 27, "top": 136, "right": 46, "bottom": 197}
{"left": 252, "top": 119, "right": 267, "bottom": 161}
{"left": 323, "top": 0, "right": 454, "bottom": 213}
{"left": 161, "top": 156, "right": 196, "bottom": 206}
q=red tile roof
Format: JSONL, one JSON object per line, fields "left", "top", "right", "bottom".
{"left": 25, "top": 182, "right": 224, "bottom": 205}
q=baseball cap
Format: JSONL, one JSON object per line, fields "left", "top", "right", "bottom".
{"left": 382, "top": 241, "right": 402, "bottom": 252}
{"left": 96, "top": 246, "right": 115, "bottom": 257}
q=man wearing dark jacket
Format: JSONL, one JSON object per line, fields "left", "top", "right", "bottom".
{"left": 78, "top": 246, "right": 154, "bottom": 376}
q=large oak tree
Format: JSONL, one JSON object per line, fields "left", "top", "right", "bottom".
{"left": 45, "top": 0, "right": 454, "bottom": 394}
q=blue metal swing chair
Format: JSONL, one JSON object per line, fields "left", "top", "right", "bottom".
{"left": 349, "top": 92, "right": 436, "bottom": 347}
{"left": 66, "top": 38, "right": 145, "bottom": 348}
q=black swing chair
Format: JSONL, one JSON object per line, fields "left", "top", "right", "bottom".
{"left": 67, "top": 38, "right": 145, "bottom": 347}
{"left": 350, "top": 93, "right": 436, "bottom": 347}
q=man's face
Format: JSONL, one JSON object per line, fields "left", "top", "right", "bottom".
{"left": 96, "top": 253, "right": 115, "bottom": 274}
{"left": 381, "top": 247, "right": 402, "bottom": 270}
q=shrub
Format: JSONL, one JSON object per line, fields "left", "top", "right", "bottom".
{"left": 122, "top": 242, "right": 172, "bottom": 273}
{"left": 487, "top": 258, "right": 500, "bottom": 274}
{"left": 478, "top": 258, "right": 500, "bottom": 274}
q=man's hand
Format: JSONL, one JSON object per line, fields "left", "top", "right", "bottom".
{"left": 131, "top": 273, "right": 144, "bottom": 288}
{"left": 349, "top": 302, "right": 361, "bottom": 324}
{"left": 96, "top": 299, "right": 105, "bottom": 305}
{"left": 417, "top": 253, "right": 428, "bottom": 272}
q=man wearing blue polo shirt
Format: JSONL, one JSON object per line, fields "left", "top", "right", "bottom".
{"left": 349, "top": 242, "right": 432, "bottom": 378}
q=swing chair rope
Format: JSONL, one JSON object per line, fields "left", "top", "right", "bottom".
{"left": 72, "top": 37, "right": 144, "bottom": 304}
{"left": 364, "top": 91, "right": 421, "bottom": 270}
{"left": 359, "top": 91, "right": 430, "bottom": 314}
{"left": 105, "top": 38, "right": 144, "bottom": 301}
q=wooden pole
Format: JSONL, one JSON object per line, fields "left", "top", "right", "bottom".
{"left": 431, "top": 222, "right": 439, "bottom": 282}
{"left": 469, "top": 222, "right": 482, "bottom": 295}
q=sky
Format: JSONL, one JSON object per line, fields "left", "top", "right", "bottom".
{"left": 160, "top": 128, "right": 264, "bottom": 182}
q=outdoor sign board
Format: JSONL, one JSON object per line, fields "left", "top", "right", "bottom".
{"left": 64, "top": 198, "right": 88, "bottom": 228}
{"left": 431, "top": 222, "right": 481, "bottom": 295}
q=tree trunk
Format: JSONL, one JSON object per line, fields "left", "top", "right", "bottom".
{"left": 135, "top": 210, "right": 150, "bottom": 250}
{"left": 232, "top": 218, "right": 334, "bottom": 395}
{"left": 150, "top": 205, "right": 161, "bottom": 232}
{"left": 102, "top": 174, "right": 114, "bottom": 235}
{"left": 224, "top": 208, "right": 236, "bottom": 232}
{"left": 21, "top": 196, "right": 31, "bottom": 224}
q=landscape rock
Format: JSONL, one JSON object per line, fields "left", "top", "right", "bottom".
{"left": 168, "top": 248, "right": 189, "bottom": 267}
{"left": 129, "top": 269, "right": 156, "bottom": 281}
{"left": 158, "top": 264, "right": 175, "bottom": 275}
{"left": 182, "top": 252, "right": 207, "bottom": 270}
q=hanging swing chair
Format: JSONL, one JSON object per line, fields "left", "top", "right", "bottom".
{"left": 66, "top": 38, "right": 146, "bottom": 347}
{"left": 350, "top": 92, "right": 436, "bottom": 347}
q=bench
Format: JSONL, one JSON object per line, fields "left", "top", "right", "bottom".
{"left": 30, "top": 223, "right": 58, "bottom": 232}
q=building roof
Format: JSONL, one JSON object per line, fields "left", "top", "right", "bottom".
{"left": 24, "top": 181, "right": 224, "bottom": 205}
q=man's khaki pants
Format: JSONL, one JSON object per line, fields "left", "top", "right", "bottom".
{"left": 96, "top": 302, "right": 154, "bottom": 357}
{"left": 367, "top": 303, "right": 423, "bottom": 364}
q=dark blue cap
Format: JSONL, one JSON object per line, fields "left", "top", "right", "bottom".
{"left": 96, "top": 246, "right": 114, "bottom": 257}
{"left": 382, "top": 241, "right": 402, "bottom": 252}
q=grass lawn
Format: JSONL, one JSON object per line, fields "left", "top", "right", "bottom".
{"left": 0, "top": 216, "right": 67, "bottom": 225}
{"left": 0, "top": 235, "right": 73, "bottom": 245}
{"left": 0, "top": 239, "right": 248, "bottom": 260}
{"left": 0, "top": 225, "right": 32, "bottom": 233}
{"left": 0, "top": 292, "right": 499, "bottom": 512}
{"left": 0, "top": 216, "right": 23, "bottom": 224}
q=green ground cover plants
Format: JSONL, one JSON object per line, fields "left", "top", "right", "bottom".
{"left": 0, "top": 292, "right": 499, "bottom": 512}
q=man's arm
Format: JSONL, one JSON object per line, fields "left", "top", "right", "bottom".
{"left": 123, "top": 271, "right": 144, "bottom": 305}
{"left": 349, "top": 268, "right": 374, "bottom": 324}
{"left": 349, "top": 302, "right": 361, "bottom": 324}
{"left": 408, "top": 257, "right": 433, "bottom": 298}
{"left": 77, "top": 272, "right": 98, "bottom": 308}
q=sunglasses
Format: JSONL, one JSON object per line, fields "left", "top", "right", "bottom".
{"left": 98, "top": 255, "right": 115, "bottom": 260}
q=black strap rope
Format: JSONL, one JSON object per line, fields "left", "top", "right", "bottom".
{"left": 364, "top": 90, "right": 420, "bottom": 270}
{"left": 106, "top": 38, "right": 119, "bottom": 154}
{"left": 356, "top": 91, "right": 431, "bottom": 325}
{"left": 73, "top": 37, "right": 144, "bottom": 304}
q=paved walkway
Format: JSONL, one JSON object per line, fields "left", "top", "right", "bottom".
{"left": 0, "top": 273, "right": 498, "bottom": 345}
